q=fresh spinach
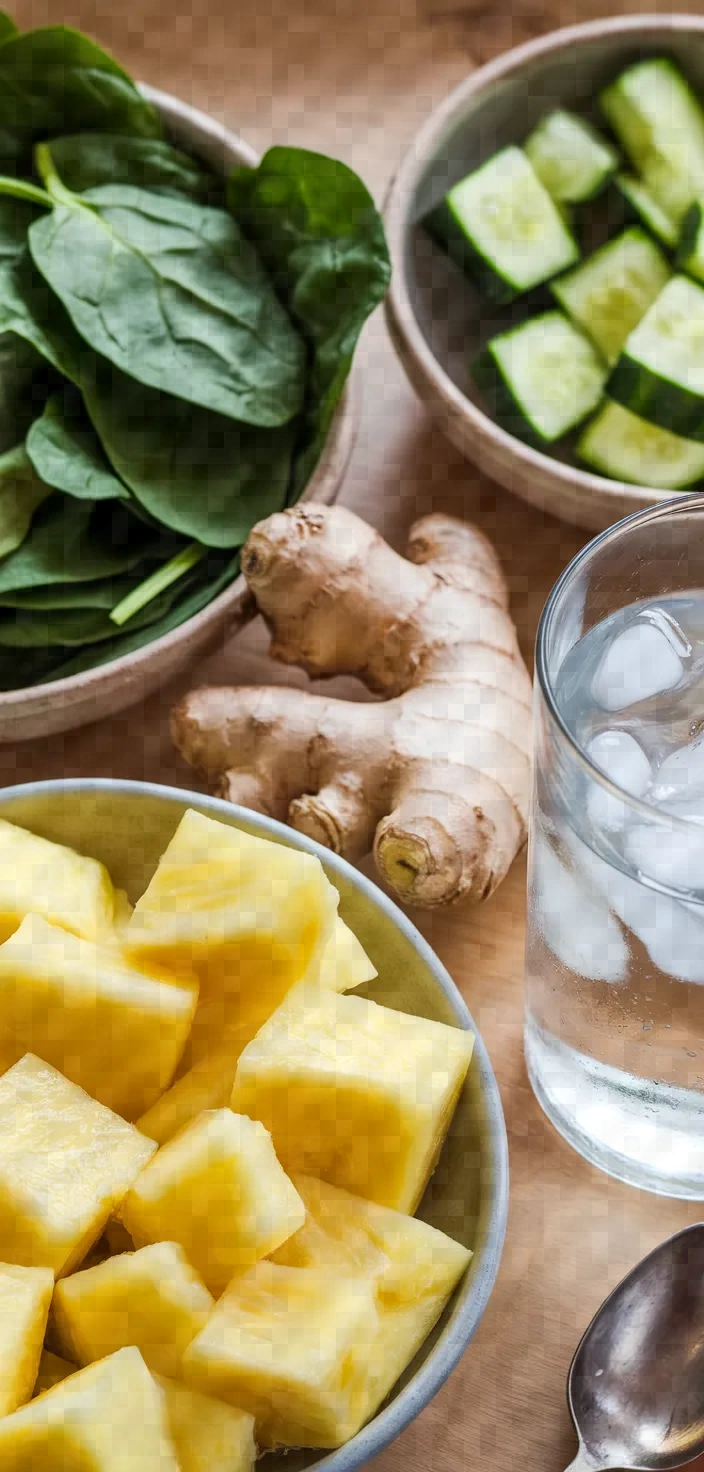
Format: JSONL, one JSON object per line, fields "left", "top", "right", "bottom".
{"left": 26, "top": 157, "right": 306, "bottom": 426}
{"left": 0, "top": 495, "right": 175, "bottom": 594}
{"left": 0, "top": 443, "right": 52, "bottom": 558}
{"left": 47, "top": 133, "right": 222, "bottom": 202}
{"left": 229, "top": 147, "right": 390, "bottom": 489}
{"left": 0, "top": 573, "right": 157, "bottom": 610}
{"left": 26, "top": 390, "right": 129, "bottom": 500}
{"left": 0, "top": 13, "right": 17, "bottom": 45}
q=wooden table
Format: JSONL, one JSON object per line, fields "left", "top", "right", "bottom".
{"left": 9, "top": 0, "right": 703, "bottom": 1466}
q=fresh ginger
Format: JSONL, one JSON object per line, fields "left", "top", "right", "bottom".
{"left": 172, "top": 506, "right": 532, "bottom": 908}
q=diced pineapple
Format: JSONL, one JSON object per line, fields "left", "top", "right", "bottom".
{"left": 0, "top": 1263, "right": 53, "bottom": 1415}
{"left": 156, "top": 1375, "right": 256, "bottom": 1472}
{"left": 104, "top": 1218, "right": 134, "bottom": 1256}
{"left": 126, "top": 809, "right": 338, "bottom": 1056}
{"left": 123, "top": 1109, "right": 305, "bottom": 1295}
{"left": 0, "top": 818, "right": 115, "bottom": 944}
{"left": 273, "top": 1174, "right": 472, "bottom": 1421}
{"left": 0, "top": 915, "right": 198, "bottom": 1119}
{"left": 0, "top": 1054, "right": 157, "bottom": 1276}
{"left": 51, "top": 1241, "right": 213, "bottom": 1379}
{"left": 137, "top": 1025, "right": 256, "bottom": 1147}
{"left": 314, "top": 917, "right": 377, "bottom": 992}
{"left": 183, "top": 1261, "right": 379, "bottom": 1449}
{"left": 230, "top": 990, "right": 474, "bottom": 1213}
{"left": 32, "top": 1351, "right": 75, "bottom": 1397}
{"left": 0, "top": 1346, "right": 181, "bottom": 1471}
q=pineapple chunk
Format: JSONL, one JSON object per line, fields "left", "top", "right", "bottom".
{"left": 156, "top": 1376, "right": 256, "bottom": 1472}
{"left": 51, "top": 1241, "right": 213, "bottom": 1379}
{"left": 183, "top": 1261, "right": 379, "bottom": 1449}
{"left": 0, "top": 1263, "right": 53, "bottom": 1415}
{"left": 123, "top": 1109, "right": 305, "bottom": 1295}
{"left": 273, "top": 1174, "right": 471, "bottom": 1421}
{"left": 0, "top": 1054, "right": 157, "bottom": 1276}
{"left": 33, "top": 1351, "right": 75, "bottom": 1397}
{"left": 126, "top": 809, "right": 338, "bottom": 1056}
{"left": 0, "top": 1346, "right": 181, "bottom": 1471}
{"left": 137, "top": 1026, "right": 255, "bottom": 1147}
{"left": 0, "top": 915, "right": 198, "bottom": 1119}
{"left": 314, "top": 917, "right": 377, "bottom": 992}
{"left": 104, "top": 1218, "right": 134, "bottom": 1255}
{"left": 0, "top": 818, "right": 115, "bottom": 943}
{"left": 230, "top": 990, "right": 474, "bottom": 1213}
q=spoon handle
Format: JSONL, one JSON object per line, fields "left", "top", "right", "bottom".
{"left": 563, "top": 1452, "right": 600, "bottom": 1472}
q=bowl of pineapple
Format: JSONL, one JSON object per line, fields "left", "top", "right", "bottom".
{"left": 0, "top": 778, "right": 507, "bottom": 1471}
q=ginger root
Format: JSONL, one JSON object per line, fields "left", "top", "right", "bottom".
{"left": 172, "top": 505, "right": 533, "bottom": 908}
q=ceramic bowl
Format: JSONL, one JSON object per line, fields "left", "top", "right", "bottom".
{"left": 385, "top": 14, "right": 704, "bottom": 532}
{"left": 0, "top": 777, "right": 508, "bottom": 1471}
{"left": 0, "top": 87, "right": 359, "bottom": 744}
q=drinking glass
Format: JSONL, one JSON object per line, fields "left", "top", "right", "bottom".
{"left": 525, "top": 495, "right": 704, "bottom": 1198}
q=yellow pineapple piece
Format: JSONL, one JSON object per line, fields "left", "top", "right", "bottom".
{"left": 123, "top": 1109, "right": 305, "bottom": 1295}
{"left": 314, "top": 917, "right": 377, "bottom": 992}
{"left": 33, "top": 1351, "right": 75, "bottom": 1397}
{"left": 0, "top": 1346, "right": 181, "bottom": 1471}
{"left": 183, "top": 1260, "right": 379, "bottom": 1449}
{"left": 230, "top": 990, "right": 474, "bottom": 1213}
{"left": 0, "top": 1263, "right": 53, "bottom": 1416}
{"left": 137, "top": 1025, "right": 255, "bottom": 1147}
{"left": 51, "top": 1241, "right": 213, "bottom": 1379}
{"left": 273, "top": 1174, "right": 471, "bottom": 1421}
{"left": 0, "top": 818, "right": 116, "bottom": 944}
{"left": 104, "top": 1218, "right": 134, "bottom": 1256}
{"left": 126, "top": 809, "right": 338, "bottom": 1056}
{"left": 0, "top": 915, "right": 198, "bottom": 1119}
{"left": 156, "top": 1376, "right": 256, "bottom": 1472}
{"left": 0, "top": 1054, "right": 157, "bottom": 1276}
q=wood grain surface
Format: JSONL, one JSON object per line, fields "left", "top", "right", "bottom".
{"left": 7, "top": 0, "right": 704, "bottom": 1466}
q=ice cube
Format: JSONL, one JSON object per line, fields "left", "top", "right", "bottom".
{"left": 625, "top": 819, "right": 704, "bottom": 893}
{"left": 564, "top": 825, "right": 704, "bottom": 984}
{"left": 587, "top": 730, "right": 651, "bottom": 830}
{"left": 533, "top": 831, "right": 628, "bottom": 983}
{"left": 591, "top": 617, "right": 684, "bottom": 712}
{"left": 651, "top": 735, "right": 704, "bottom": 804}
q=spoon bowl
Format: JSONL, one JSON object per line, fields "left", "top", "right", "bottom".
{"left": 567, "top": 1224, "right": 704, "bottom": 1471}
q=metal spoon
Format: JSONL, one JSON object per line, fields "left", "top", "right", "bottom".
{"left": 565, "top": 1223, "right": 704, "bottom": 1471}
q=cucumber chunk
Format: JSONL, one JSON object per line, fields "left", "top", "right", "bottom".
{"left": 678, "top": 201, "right": 704, "bottom": 283}
{"left": 525, "top": 109, "right": 618, "bottom": 203}
{"left": 600, "top": 59, "right": 704, "bottom": 225}
{"left": 424, "top": 145, "right": 579, "bottom": 304}
{"left": 552, "top": 227, "right": 670, "bottom": 366}
{"left": 608, "top": 275, "right": 704, "bottom": 441}
{"left": 612, "top": 174, "right": 678, "bottom": 249}
{"left": 578, "top": 399, "right": 704, "bottom": 488}
{"left": 473, "top": 311, "right": 606, "bottom": 445}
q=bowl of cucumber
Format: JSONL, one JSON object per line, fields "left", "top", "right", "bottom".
{"left": 385, "top": 14, "right": 704, "bottom": 531}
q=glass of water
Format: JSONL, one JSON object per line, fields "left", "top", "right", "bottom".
{"left": 525, "top": 495, "right": 704, "bottom": 1199}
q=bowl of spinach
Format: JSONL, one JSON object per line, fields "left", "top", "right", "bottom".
{"left": 0, "top": 15, "right": 390, "bottom": 741}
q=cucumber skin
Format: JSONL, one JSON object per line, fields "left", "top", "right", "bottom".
{"left": 472, "top": 346, "right": 555, "bottom": 446}
{"left": 608, "top": 354, "right": 704, "bottom": 443}
{"left": 677, "top": 202, "right": 704, "bottom": 282}
{"left": 603, "top": 178, "right": 678, "bottom": 251}
{"left": 424, "top": 200, "right": 525, "bottom": 305}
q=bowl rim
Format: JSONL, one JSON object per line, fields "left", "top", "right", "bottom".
{"left": 0, "top": 774, "right": 509, "bottom": 1468}
{"left": 384, "top": 12, "right": 704, "bottom": 512}
{"left": 0, "top": 84, "right": 359, "bottom": 711}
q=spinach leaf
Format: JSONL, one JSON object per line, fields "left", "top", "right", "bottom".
{"left": 228, "top": 147, "right": 390, "bottom": 490}
{"left": 0, "top": 572, "right": 155, "bottom": 610}
{"left": 0, "top": 14, "right": 18, "bottom": 45}
{"left": 0, "top": 495, "right": 175, "bottom": 594}
{"left": 26, "top": 390, "right": 129, "bottom": 500}
{"left": 39, "top": 551, "right": 240, "bottom": 680}
{"left": 28, "top": 166, "right": 306, "bottom": 426}
{"left": 0, "top": 250, "right": 88, "bottom": 382}
{"left": 0, "top": 644, "right": 65, "bottom": 689}
{"left": 82, "top": 362, "right": 296, "bottom": 546}
{"left": 0, "top": 443, "right": 51, "bottom": 558}
{"left": 0, "top": 26, "right": 162, "bottom": 163}
{"left": 0, "top": 568, "right": 197, "bottom": 645}
{"left": 48, "top": 133, "right": 222, "bottom": 203}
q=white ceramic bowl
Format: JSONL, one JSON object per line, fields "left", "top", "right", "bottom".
{"left": 0, "top": 777, "right": 509, "bottom": 1471}
{"left": 385, "top": 15, "right": 704, "bottom": 532}
{"left": 0, "top": 86, "right": 359, "bottom": 744}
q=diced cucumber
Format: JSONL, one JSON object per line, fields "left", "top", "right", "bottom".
{"left": 608, "top": 275, "right": 704, "bottom": 440}
{"left": 578, "top": 399, "right": 704, "bottom": 488}
{"left": 552, "top": 227, "right": 670, "bottom": 366}
{"left": 600, "top": 59, "right": 704, "bottom": 225}
{"left": 525, "top": 109, "right": 618, "bottom": 203}
{"left": 424, "top": 146, "right": 579, "bottom": 304}
{"left": 678, "top": 201, "right": 704, "bottom": 283}
{"left": 613, "top": 174, "right": 678, "bottom": 249}
{"left": 473, "top": 311, "right": 606, "bottom": 445}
